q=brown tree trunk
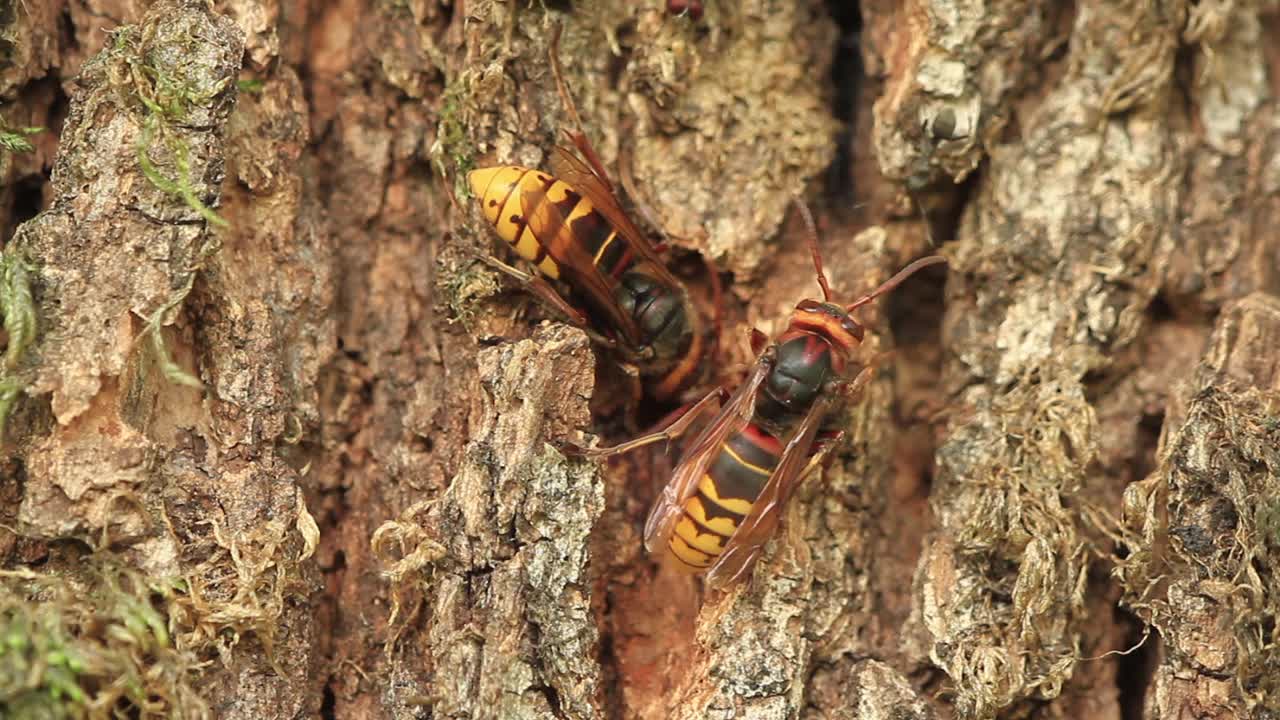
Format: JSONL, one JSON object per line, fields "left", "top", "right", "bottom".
{"left": 1, "top": 1, "right": 1278, "bottom": 719}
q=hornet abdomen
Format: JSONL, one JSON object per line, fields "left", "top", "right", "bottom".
{"left": 468, "top": 166, "right": 632, "bottom": 282}
{"left": 669, "top": 425, "right": 781, "bottom": 570}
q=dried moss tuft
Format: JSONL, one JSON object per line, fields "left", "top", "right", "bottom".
{"left": 1120, "top": 383, "right": 1280, "bottom": 709}
{"left": 371, "top": 500, "right": 447, "bottom": 652}
{"left": 0, "top": 563, "right": 210, "bottom": 719}
{"left": 170, "top": 512, "right": 314, "bottom": 671}
{"left": 921, "top": 373, "right": 1096, "bottom": 717}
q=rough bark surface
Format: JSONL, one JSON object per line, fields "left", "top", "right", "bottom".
{"left": 1, "top": 1, "right": 1278, "bottom": 719}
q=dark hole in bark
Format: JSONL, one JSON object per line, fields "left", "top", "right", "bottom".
{"left": 321, "top": 682, "right": 337, "bottom": 720}
{"left": 1147, "top": 292, "right": 1175, "bottom": 324}
{"left": 526, "top": 622, "right": 566, "bottom": 718}
{"left": 545, "top": 685, "right": 564, "bottom": 718}
{"left": 408, "top": 433, "right": 434, "bottom": 456}
{"left": 0, "top": 460, "right": 25, "bottom": 545}
{"left": 823, "top": 0, "right": 863, "bottom": 205}
{"left": 1130, "top": 408, "right": 1165, "bottom": 483}
{"left": 919, "top": 459, "right": 935, "bottom": 495}
{"left": 607, "top": 22, "right": 635, "bottom": 88}
{"left": 596, "top": 594, "right": 625, "bottom": 720}
{"left": 1114, "top": 608, "right": 1160, "bottom": 720}
{"left": 1172, "top": 33, "right": 1200, "bottom": 124}
{"left": 887, "top": 259, "right": 946, "bottom": 503}
{"left": 6, "top": 174, "right": 46, "bottom": 241}
{"left": 887, "top": 258, "right": 947, "bottom": 348}
{"left": 57, "top": 5, "right": 78, "bottom": 55}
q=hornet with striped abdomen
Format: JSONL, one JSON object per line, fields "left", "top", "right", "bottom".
{"left": 467, "top": 139, "right": 706, "bottom": 402}
{"left": 566, "top": 220, "right": 945, "bottom": 588}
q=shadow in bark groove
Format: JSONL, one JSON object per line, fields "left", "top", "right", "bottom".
{"left": 1113, "top": 610, "right": 1160, "bottom": 720}
{"left": 824, "top": 0, "right": 862, "bottom": 205}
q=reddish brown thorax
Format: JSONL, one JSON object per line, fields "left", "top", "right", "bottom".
{"left": 786, "top": 300, "right": 864, "bottom": 354}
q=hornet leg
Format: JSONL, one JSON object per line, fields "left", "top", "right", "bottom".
{"left": 558, "top": 386, "right": 730, "bottom": 458}
{"left": 481, "top": 256, "right": 619, "bottom": 351}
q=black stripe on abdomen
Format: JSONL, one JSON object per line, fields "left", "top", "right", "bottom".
{"left": 706, "top": 428, "right": 777, "bottom": 505}
{"left": 564, "top": 198, "right": 614, "bottom": 261}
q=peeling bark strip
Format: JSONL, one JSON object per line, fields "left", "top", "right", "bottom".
{"left": 3, "top": 0, "right": 1280, "bottom": 718}
{"left": 12, "top": 0, "right": 246, "bottom": 536}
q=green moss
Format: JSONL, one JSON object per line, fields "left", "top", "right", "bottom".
{"left": 437, "top": 255, "right": 501, "bottom": 328}
{"left": 0, "top": 564, "right": 210, "bottom": 719}
{"left": 111, "top": 24, "right": 230, "bottom": 122}
{"left": 0, "top": 603, "right": 86, "bottom": 719}
{"left": 429, "top": 74, "right": 493, "bottom": 323}
{"left": 145, "top": 317, "right": 203, "bottom": 389}
{"left": 136, "top": 114, "right": 228, "bottom": 230}
{"left": 0, "top": 124, "right": 42, "bottom": 155}
{"left": 108, "top": 21, "right": 230, "bottom": 230}
{"left": 1257, "top": 488, "right": 1280, "bottom": 548}
{"left": 0, "top": 252, "right": 36, "bottom": 372}
{"left": 100, "top": 17, "right": 235, "bottom": 392}
{"left": 235, "top": 78, "right": 264, "bottom": 94}
{"left": 135, "top": 237, "right": 219, "bottom": 390}
{"left": 432, "top": 75, "right": 476, "bottom": 200}
{"left": 0, "top": 378, "right": 23, "bottom": 442}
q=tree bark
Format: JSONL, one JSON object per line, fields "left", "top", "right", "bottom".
{"left": 1, "top": 1, "right": 1278, "bottom": 719}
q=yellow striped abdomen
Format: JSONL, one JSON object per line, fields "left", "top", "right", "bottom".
{"left": 667, "top": 474, "right": 755, "bottom": 571}
{"left": 665, "top": 426, "right": 780, "bottom": 572}
{"left": 470, "top": 165, "right": 593, "bottom": 281}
